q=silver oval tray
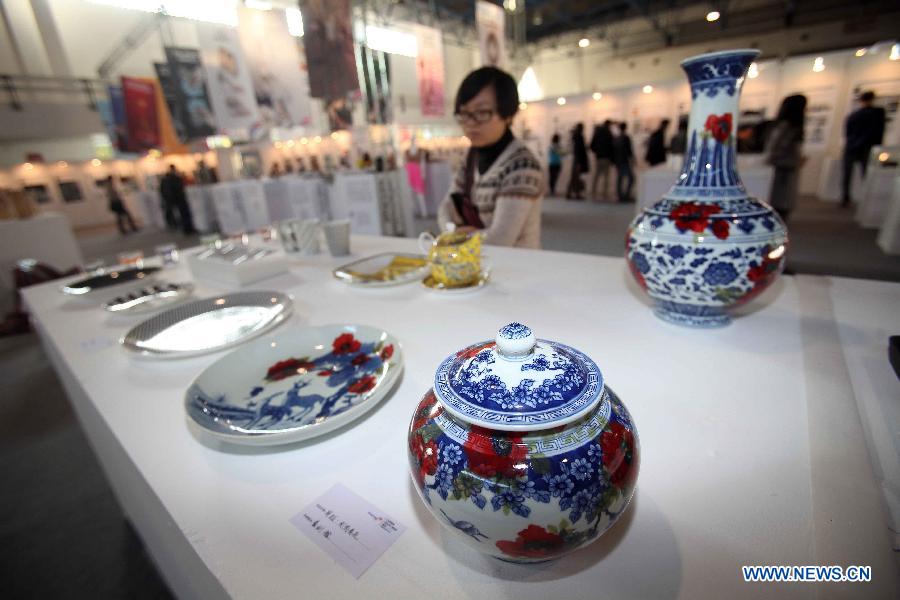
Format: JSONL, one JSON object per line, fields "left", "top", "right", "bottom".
{"left": 122, "top": 291, "right": 292, "bottom": 358}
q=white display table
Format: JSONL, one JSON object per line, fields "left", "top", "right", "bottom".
{"left": 856, "top": 168, "right": 899, "bottom": 229}
{"left": 876, "top": 175, "right": 900, "bottom": 254}
{"left": 22, "top": 237, "right": 900, "bottom": 600}
{"left": 637, "top": 165, "right": 774, "bottom": 212}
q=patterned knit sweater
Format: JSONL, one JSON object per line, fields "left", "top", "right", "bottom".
{"left": 437, "top": 139, "right": 544, "bottom": 248}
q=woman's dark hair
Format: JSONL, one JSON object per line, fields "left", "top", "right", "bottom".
{"left": 776, "top": 94, "right": 807, "bottom": 130}
{"left": 454, "top": 66, "right": 519, "bottom": 118}
{"left": 551, "top": 133, "right": 560, "bottom": 144}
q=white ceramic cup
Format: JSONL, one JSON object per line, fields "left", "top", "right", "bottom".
{"left": 291, "top": 218, "right": 321, "bottom": 256}
{"left": 322, "top": 219, "right": 351, "bottom": 256}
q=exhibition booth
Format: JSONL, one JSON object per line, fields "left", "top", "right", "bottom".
{"left": 1, "top": 1, "right": 899, "bottom": 599}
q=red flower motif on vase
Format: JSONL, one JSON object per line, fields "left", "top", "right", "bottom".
{"left": 332, "top": 333, "right": 361, "bottom": 355}
{"left": 409, "top": 432, "right": 439, "bottom": 487}
{"left": 669, "top": 202, "right": 722, "bottom": 234}
{"left": 265, "top": 358, "right": 315, "bottom": 381}
{"left": 710, "top": 219, "right": 730, "bottom": 240}
{"left": 600, "top": 421, "right": 637, "bottom": 489}
{"left": 351, "top": 353, "right": 369, "bottom": 366}
{"left": 463, "top": 426, "right": 528, "bottom": 480}
{"left": 380, "top": 344, "right": 394, "bottom": 361}
{"left": 347, "top": 375, "right": 376, "bottom": 395}
{"left": 456, "top": 341, "right": 496, "bottom": 360}
{"left": 495, "top": 524, "right": 566, "bottom": 559}
{"left": 704, "top": 113, "right": 733, "bottom": 143}
{"left": 736, "top": 244, "right": 785, "bottom": 306}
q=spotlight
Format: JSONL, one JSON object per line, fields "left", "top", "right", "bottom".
{"left": 91, "top": 158, "right": 102, "bottom": 167}
{"left": 706, "top": 11, "right": 720, "bottom": 22}
{"left": 519, "top": 102, "right": 528, "bottom": 110}
{"left": 642, "top": 85, "right": 653, "bottom": 94}
{"left": 855, "top": 48, "right": 867, "bottom": 57}
{"left": 592, "top": 92, "right": 602, "bottom": 101}
{"left": 578, "top": 38, "right": 590, "bottom": 48}
{"left": 556, "top": 97, "right": 566, "bottom": 105}
{"left": 812, "top": 56, "right": 824, "bottom": 72}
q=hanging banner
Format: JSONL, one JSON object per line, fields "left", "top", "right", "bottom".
{"left": 301, "top": 0, "right": 359, "bottom": 100}
{"left": 237, "top": 6, "right": 311, "bottom": 130}
{"left": 359, "top": 47, "right": 391, "bottom": 125}
{"left": 476, "top": 0, "right": 507, "bottom": 69}
{"left": 139, "top": 77, "right": 189, "bottom": 155}
{"left": 196, "top": 22, "right": 261, "bottom": 139}
{"left": 164, "top": 47, "right": 217, "bottom": 140}
{"left": 153, "top": 62, "right": 188, "bottom": 141}
{"left": 414, "top": 25, "right": 445, "bottom": 117}
{"left": 107, "top": 84, "right": 130, "bottom": 151}
{"left": 121, "top": 76, "right": 160, "bottom": 150}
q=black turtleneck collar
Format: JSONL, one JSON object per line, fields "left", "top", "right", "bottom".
{"left": 476, "top": 128, "right": 514, "bottom": 175}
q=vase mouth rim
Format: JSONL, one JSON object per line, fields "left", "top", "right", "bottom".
{"left": 681, "top": 48, "right": 761, "bottom": 67}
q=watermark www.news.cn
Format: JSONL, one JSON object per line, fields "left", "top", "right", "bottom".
{"left": 742, "top": 565, "right": 872, "bottom": 583}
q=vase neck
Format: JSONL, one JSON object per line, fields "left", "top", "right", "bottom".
{"left": 668, "top": 50, "right": 759, "bottom": 201}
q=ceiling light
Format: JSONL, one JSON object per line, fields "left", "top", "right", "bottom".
{"left": 855, "top": 48, "right": 867, "bottom": 57}
{"left": 274, "top": 141, "right": 283, "bottom": 149}
{"left": 642, "top": 85, "right": 653, "bottom": 94}
{"left": 57, "top": 161, "right": 68, "bottom": 167}
{"left": 519, "top": 102, "right": 528, "bottom": 110}
{"left": 706, "top": 11, "right": 720, "bottom": 22}
{"left": 878, "top": 152, "right": 889, "bottom": 162}
{"left": 592, "top": 92, "right": 602, "bottom": 101}
{"left": 91, "top": 158, "right": 102, "bottom": 166}
{"left": 23, "top": 162, "right": 34, "bottom": 170}
{"left": 891, "top": 44, "right": 899, "bottom": 61}
{"left": 812, "top": 56, "right": 825, "bottom": 72}
{"left": 578, "top": 38, "right": 590, "bottom": 48}
{"left": 286, "top": 140, "right": 295, "bottom": 147}
{"left": 557, "top": 97, "right": 566, "bottom": 105}
{"left": 747, "top": 62, "right": 759, "bottom": 79}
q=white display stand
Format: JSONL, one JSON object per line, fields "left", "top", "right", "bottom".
{"left": 424, "top": 161, "right": 453, "bottom": 217}
{"left": 637, "top": 164, "right": 774, "bottom": 212}
{"left": 185, "top": 186, "right": 217, "bottom": 234}
{"left": 22, "top": 238, "right": 900, "bottom": 600}
{"left": 855, "top": 167, "right": 898, "bottom": 228}
{"left": 135, "top": 190, "right": 166, "bottom": 230}
{"left": 876, "top": 175, "right": 900, "bottom": 254}
{"left": 0, "top": 212, "right": 83, "bottom": 290}
{"left": 209, "top": 183, "right": 245, "bottom": 235}
{"left": 331, "top": 172, "right": 383, "bottom": 235}
{"left": 818, "top": 156, "right": 865, "bottom": 203}
{"left": 283, "top": 176, "right": 329, "bottom": 221}
{"left": 262, "top": 179, "right": 293, "bottom": 223}
{"left": 233, "top": 180, "right": 270, "bottom": 232}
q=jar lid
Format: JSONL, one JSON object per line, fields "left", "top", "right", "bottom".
{"left": 434, "top": 323, "right": 604, "bottom": 431}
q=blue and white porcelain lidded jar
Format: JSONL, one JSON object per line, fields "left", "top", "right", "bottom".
{"left": 626, "top": 49, "right": 788, "bottom": 327}
{"left": 408, "top": 323, "right": 639, "bottom": 563}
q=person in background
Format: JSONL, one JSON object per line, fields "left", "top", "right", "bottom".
{"left": 160, "top": 165, "right": 197, "bottom": 234}
{"left": 765, "top": 94, "right": 807, "bottom": 220}
{"left": 268, "top": 162, "right": 282, "bottom": 178}
{"left": 645, "top": 119, "right": 670, "bottom": 167}
{"left": 566, "top": 123, "right": 589, "bottom": 199}
{"left": 669, "top": 116, "right": 688, "bottom": 155}
{"left": 296, "top": 157, "right": 307, "bottom": 173}
{"left": 358, "top": 152, "right": 373, "bottom": 169}
{"left": 195, "top": 159, "right": 218, "bottom": 184}
{"left": 547, "top": 134, "right": 563, "bottom": 195}
{"left": 589, "top": 120, "right": 614, "bottom": 200}
{"left": 284, "top": 160, "right": 294, "bottom": 174}
{"left": 613, "top": 122, "right": 635, "bottom": 203}
{"left": 842, "top": 90, "right": 886, "bottom": 207}
{"left": 105, "top": 176, "right": 138, "bottom": 235}
{"left": 437, "top": 66, "right": 544, "bottom": 248}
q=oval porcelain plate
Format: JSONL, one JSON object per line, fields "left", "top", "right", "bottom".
{"left": 122, "top": 291, "right": 292, "bottom": 358}
{"left": 185, "top": 324, "right": 403, "bottom": 446}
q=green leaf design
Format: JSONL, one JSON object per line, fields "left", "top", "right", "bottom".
{"left": 502, "top": 505, "right": 510, "bottom": 515}
{"left": 418, "top": 423, "right": 443, "bottom": 444}
{"left": 547, "top": 525, "right": 558, "bottom": 534}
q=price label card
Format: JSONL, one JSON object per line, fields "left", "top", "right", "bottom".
{"left": 290, "top": 483, "right": 406, "bottom": 578}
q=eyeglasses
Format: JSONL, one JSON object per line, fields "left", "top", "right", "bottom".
{"left": 454, "top": 108, "right": 496, "bottom": 125}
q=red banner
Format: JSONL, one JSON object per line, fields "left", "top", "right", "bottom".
{"left": 121, "top": 76, "right": 160, "bottom": 150}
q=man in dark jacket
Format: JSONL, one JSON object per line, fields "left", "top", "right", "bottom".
{"left": 566, "top": 123, "right": 589, "bottom": 199}
{"left": 589, "top": 120, "right": 614, "bottom": 200}
{"left": 645, "top": 119, "right": 670, "bottom": 166}
{"left": 613, "top": 122, "right": 635, "bottom": 203}
{"left": 159, "top": 165, "right": 197, "bottom": 234}
{"left": 842, "top": 91, "right": 885, "bottom": 207}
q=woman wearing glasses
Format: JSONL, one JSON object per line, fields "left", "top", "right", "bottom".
{"left": 437, "top": 67, "right": 544, "bottom": 248}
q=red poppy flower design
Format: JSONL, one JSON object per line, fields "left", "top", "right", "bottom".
{"left": 265, "top": 358, "right": 315, "bottom": 381}
{"left": 332, "top": 333, "right": 361, "bottom": 355}
{"left": 409, "top": 418, "right": 440, "bottom": 487}
{"left": 351, "top": 353, "right": 369, "bottom": 366}
{"left": 705, "top": 113, "right": 733, "bottom": 143}
{"left": 347, "top": 375, "right": 376, "bottom": 395}
{"left": 456, "top": 341, "right": 496, "bottom": 360}
{"left": 380, "top": 344, "right": 394, "bottom": 361}
{"left": 711, "top": 219, "right": 730, "bottom": 240}
{"left": 463, "top": 426, "right": 528, "bottom": 480}
{"left": 600, "top": 422, "right": 637, "bottom": 489}
{"left": 317, "top": 370, "right": 333, "bottom": 377}
{"left": 669, "top": 202, "right": 722, "bottom": 234}
{"left": 496, "top": 524, "right": 565, "bottom": 559}
{"left": 737, "top": 245, "right": 785, "bottom": 306}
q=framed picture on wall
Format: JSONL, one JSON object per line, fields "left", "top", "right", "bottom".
{"left": 58, "top": 180, "right": 84, "bottom": 203}
{"left": 23, "top": 184, "right": 50, "bottom": 204}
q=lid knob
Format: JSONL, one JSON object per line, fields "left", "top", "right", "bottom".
{"left": 495, "top": 322, "right": 536, "bottom": 359}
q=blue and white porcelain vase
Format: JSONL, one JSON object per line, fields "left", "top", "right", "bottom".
{"left": 626, "top": 49, "right": 788, "bottom": 327}
{"left": 408, "top": 323, "right": 639, "bottom": 563}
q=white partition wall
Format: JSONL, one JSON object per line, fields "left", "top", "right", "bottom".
{"left": 186, "top": 186, "right": 217, "bottom": 233}
{"left": 209, "top": 183, "right": 245, "bottom": 235}
{"left": 331, "top": 172, "right": 383, "bottom": 235}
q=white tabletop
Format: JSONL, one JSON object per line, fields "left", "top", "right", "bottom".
{"left": 23, "top": 236, "right": 900, "bottom": 600}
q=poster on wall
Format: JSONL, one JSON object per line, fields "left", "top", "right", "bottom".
{"left": 121, "top": 76, "right": 161, "bottom": 150}
{"left": 154, "top": 62, "right": 188, "bottom": 141}
{"left": 164, "top": 47, "right": 217, "bottom": 140}
{"left": 236, "top": 6, "right": 312, "bottom": 131}
{"left": 476, "top": 0, "right": 507, "bottom": 69}
{"left": 58, "top": 181, "right": 84, "bottom": 203}
{"left": 23, "top": 184, "right": 50, "bottom": 205}
{"left": 301, "top": 0, "right": 359, "bottom": 101}
{"left": 803, "top": 87, "right": 838, "bottom": 150}
{"left": 414, "top": 25, "right": 445, "bottom": 116}
{"left": 197, "top": 22, "right": 261, "bottom": 139}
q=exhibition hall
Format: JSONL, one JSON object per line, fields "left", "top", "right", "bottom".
{"left": 1, "top": 0, "right": 899, "bottom": 598}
